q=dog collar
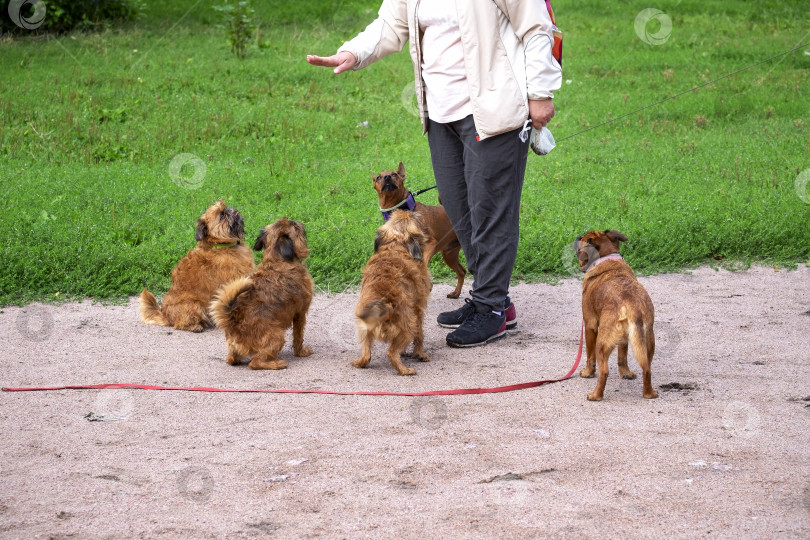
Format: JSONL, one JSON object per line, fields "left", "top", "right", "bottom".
{"left": 211, "top": 242, "right": 239, "bottom": 250}
{"left": 588, "top": 253, "right": 624, "bottom": 270}
{"left": 380, "top": 193, "right": 416, "bottom": 222}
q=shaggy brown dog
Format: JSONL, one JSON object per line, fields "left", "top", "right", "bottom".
{"left": 209, "top": 218, "right": 313, "bottom": 370}
{"left": 139, "top": 201, "right": 255, "bottom": 332}
{"left": 374, "top": 162, "right": 466, "bottom": 298}
{"left": 576, "top": 230, "right": 658, "bottom": 400}
{"left": 352, "top": 210, "right": 433, "bottom": 376}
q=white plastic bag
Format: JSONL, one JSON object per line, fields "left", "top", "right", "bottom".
{"left": 530, "top": 126, "right": 556, "bottom": 156}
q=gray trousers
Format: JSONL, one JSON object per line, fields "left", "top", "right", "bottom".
{"left": 427, "top": 115, "right": 529, "bottom": 312}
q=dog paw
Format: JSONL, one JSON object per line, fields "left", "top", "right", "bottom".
{"left": 643, "top": 390, "right": 659, "bottom": 399}
{"left": 295, "top": 347, "right": 313, "bottom": 358}
{"left": 398, "top": 367, "right": 417, "bottom": 376}
{"left": 226, "top": 355, "right": 241, "bottom": 366}
{"left": 579, "top": 368, "right": 596, "bottom": 378}
{"left": 446, "top": 291, "right": 461, "bottom": 299}
{"left": 409, "top": 349, "right": 430, "bottom": 362}
{"left": 620, "top": 370, "right": 637, "bottom": 380}
{"left": 249, "top": 359, "right": 287, "bottom": 370}
{"left": 351, "top": 359, "right": 369, "bottom": 369}
{"left": 586, "top": 392, "right": 603, "bottom": 401}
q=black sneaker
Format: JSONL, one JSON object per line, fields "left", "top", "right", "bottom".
{"left": 437, "top": 298, "right": 477, "bottom": 329}
{"left": 446, "top": 308, "right": 507, "bottom": 348}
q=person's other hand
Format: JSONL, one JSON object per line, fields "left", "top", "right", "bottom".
{"left": 306, "top": 51, "right": 357, "bottom": 74}
{"left": 529, "top": 99, "right": 555, "bottom": 129}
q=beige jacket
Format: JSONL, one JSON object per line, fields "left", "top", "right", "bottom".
{"left": 337, "top": 0, "right": 562, "bottom": 140}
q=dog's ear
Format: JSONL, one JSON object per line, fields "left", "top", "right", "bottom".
{"left": 406, "top": 239, "right": 423, "bottom": 261}
{"left": 276, "top": 235, "right": 296, "bottom": 261}
{"left": 290, "top": 222, "right": 309, "bottom": 259}
{"left": 194, "top": 219, "right": 208, "bottom": 242}
{"left": 397, "top": 162, "right": 405, "bottom": 177}
{"left": 604, "top": 230, "right": 628, "bottom": 244}
{"left": 253, "top": 228, "right": 268, "bottom": 251}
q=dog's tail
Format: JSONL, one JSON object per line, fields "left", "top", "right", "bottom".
{"left": 209, "top": 277, "right": 254, "bottom": 332}
{"left": 355, "top": 300, "right": 393, "bottom": 341}
{"left": 627, "top": 313, "right": 654, "bottom": 373}
{"left": 139, "top": 289, "right": 169, "bottom": 326}
{"left": 356, "top": 300, "right": 392, "bottom": 323}
{"left": 627, "top": 309, "right": 658, "bottom": 398}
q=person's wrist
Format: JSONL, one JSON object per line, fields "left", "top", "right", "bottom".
{"left": 338, "top": 50, "right": 357, "bottom": 66}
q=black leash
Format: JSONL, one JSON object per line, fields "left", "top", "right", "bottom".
{"left": 412, "top": 185, "right": 438, "bottom": 196}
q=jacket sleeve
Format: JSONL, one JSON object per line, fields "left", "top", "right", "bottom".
{"left": 497, "top": 0, "right": 562, "bottom": 100}
{"left": 336, "top": 0, "right": 409, "bottom": 70}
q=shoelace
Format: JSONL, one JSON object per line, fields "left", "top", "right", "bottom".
{"left": 449, "top": 298, "right": 475, "bottom": 319}
{"left": 464, "top": 310, "right": 502, "bottom": 330}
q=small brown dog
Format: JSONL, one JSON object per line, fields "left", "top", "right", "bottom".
{"left": 353, "top": 210, "right": 433, "bottom": 376}
{"left": 576, "top": 230, "right": 658, "bottom": 400}
{"left": 139, "top": 201, "right": 255, "bottom": 332}
{"left": 374, "top": 162, "right": 466, "bottom": 299}
{"left": 209, "top": 218, "right": 313, "bottom": 370}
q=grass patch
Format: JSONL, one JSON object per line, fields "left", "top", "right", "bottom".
{"left": 0, "top": 0, "right": 808, "bottom": 304}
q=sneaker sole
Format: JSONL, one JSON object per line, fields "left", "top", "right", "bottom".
{"left": 446, "top": 329, "right": 507, "bottom": 348}
{"left": 438, "top": 321, "right": 463, "bottom": 329}
{"left": 441, "top": 318, "right": 517, "bottom": 330}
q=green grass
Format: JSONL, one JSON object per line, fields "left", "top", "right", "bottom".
{"left": 0, "top": 0, "right": 808, "bottom": 304}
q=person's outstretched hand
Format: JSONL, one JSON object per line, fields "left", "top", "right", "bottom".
{"left": 306, "top": 51, "right": 357, "bottom": 74}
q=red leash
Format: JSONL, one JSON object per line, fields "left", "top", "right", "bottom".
{"left": 2, "top": 325, "right": 583, "bottom": 396}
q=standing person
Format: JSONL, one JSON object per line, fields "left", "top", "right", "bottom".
{"left": 308, "top": 0, "right": 561, "bottom": 348}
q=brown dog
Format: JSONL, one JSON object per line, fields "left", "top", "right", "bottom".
{"left": 209, "top": 218, "right": 313, "bottom": 370}
{"left": 374, "top": 162, "right": 466, "bottom": 299}
{"left": 576, "top": 230, "right": 658, "bottom": 400}
{"left": 139, "top": 201, "right": 255, "bottom": 332}
{"left": 352, "top": 210, "right": 433, "bottom": 376}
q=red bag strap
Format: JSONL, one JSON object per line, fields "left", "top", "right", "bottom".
{"left": 545, "top": 0, "right": 556, "bottom": 25}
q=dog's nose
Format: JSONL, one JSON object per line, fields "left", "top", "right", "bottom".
{"left": 384, "top": 175, "right": 392, "bottom": 182}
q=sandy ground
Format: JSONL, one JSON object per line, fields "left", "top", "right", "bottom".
{"left": 1, "top": 264, "right": 809, "bottom": 539}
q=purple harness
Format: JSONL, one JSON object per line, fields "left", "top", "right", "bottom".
{"left": 380, "top": 192, "right": 417, "bottom": 221}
